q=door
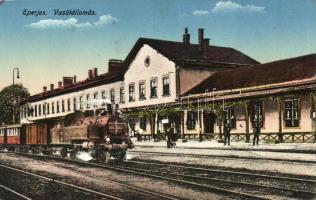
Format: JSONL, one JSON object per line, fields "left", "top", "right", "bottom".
{"left": 203, "top": 112, "right": 215, "bottom": 133}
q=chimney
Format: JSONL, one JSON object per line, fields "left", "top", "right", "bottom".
{"left": 58, "top": 81, "right": 63, "bottom": 88}
{"left": 63, "top": 77, "right": 73, "bottom": 87}
{"left": 43, "top": 86, "right": 47, "bottom": 93}
{"left": 92, "top": 68, "right": 98, "bottom": 78}
{"left": 50, "top": 84, "right": 54, "bottom": 90}
{"left": 203, "top": 38, "right": 210, "bottom": 57}
{"left": 88, "top": 69, "right": 93, "bottom": 80}
{"left": 108, "top": 59, "right": 123, "bottom": 73}
{"left": 73, "top": 75, "right": 77, "bottom": 83}
{"left": 198, "top": 28, "right": 204, "bottom": 51}
{"left": 183, "top": 27, "right": 190, "bottom": 44}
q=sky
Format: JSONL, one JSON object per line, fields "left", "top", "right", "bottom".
{"left": 0, "top": 0, "right": 316, "bottom": 94}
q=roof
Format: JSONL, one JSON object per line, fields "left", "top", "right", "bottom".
{"left": 186, "top": 53, "right": 316, "bottom": 95}
{"left": 28, "top": 65, "right": 125, "bottom": 102}
{"left": 122, "top": 38, "right": 259, "bottom": 69}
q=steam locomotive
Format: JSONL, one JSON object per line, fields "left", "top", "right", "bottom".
{"left": 0, "top": 111, "right": 133, "bottom": 163}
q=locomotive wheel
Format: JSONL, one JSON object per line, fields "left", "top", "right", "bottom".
{"left": 117, "top": 151, "right": 126, "bottom": 162}
{"left": 60, "top": 147, "right": 68, "bottom": 158}
{"left": 70, "top": 147, "right": 79, "bottom": 160}
{"left": 96, "top": 150, "right": 107, "bottom": 163}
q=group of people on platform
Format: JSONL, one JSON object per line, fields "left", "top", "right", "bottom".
{"left": 132, "top": 105, "right": 263, "bottom": 148}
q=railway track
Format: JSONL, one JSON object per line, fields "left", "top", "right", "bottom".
{"left": 0, "top": 184, "right": 32, "bottom": 200}
{"left": 47, "top": 158, "right": 268, "bottom": 200}
{"left": 0, "top": 164, "right": 123, "bottom": 200}
{"left": 129, "top": 150, "right": 316, "bottom": 164}
{"left": 2, "top": 151, "right": 316, "bottom": 199}
{"left": 121, "top": 160, "right": 316, "bottom": 199}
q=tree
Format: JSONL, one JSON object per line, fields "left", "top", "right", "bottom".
{"left": 0, "top": 84, "right": 30, "bottom": 125}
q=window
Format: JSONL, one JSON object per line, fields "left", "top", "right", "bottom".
{"left": 29, "top": 106, "right": 33, "bottom": 117}
{"left": 42, "top": 104, "right": 46, "bottom": 116}
{"left": 120, "top": 87, "right": 125, "bottom": 103}
{"left": 39, "top": 104, "right": 42, "bottom": 116}
{"left": 187, "top": 111, "right": 196, "bottom": 130}
{"left": 73, "top": 98, "right": 77, "bottom": 111}
{"left": 79, "top": 96, "right": 83, "bottom": 109}
{"left": 52, "top": 102, "right": 55, "bottom": 114}
{"left": 162, "top": 76, "right": 170, "bottom": 96}
{"left": 284, "top": 98, "right": 299, "bottom": 127}
{"left": 62, "top": 100, "right": 65, "bottom": 112}
{"left": 251, "top": 101, "right": 264, "bottom": 128}
{"left": 34, "top": 105, "right": 37, "bottom": 117}
{"left": 93, "top": 92, "right": 98, "bottom": 107}
{"left": 94, "top": 92, "right": 98, "bottom": 99}
{"left": 67, "top": 99, "right": 71, "bottom": 111}
{"left": 47, "top": 103, "right": 50, "bottom": 115}
{"left": 225, "top": 107, "right": 236, "bottom": 129}
{"left": 24, "top": 107, "right": 27, "bottom": 118}
{"left": 139, "top": 116, "right": 147, "bottom": 131}
{"left": 101, "top": 90, "right": 106, "bottom": 99}
{"left": 57, "top": 101, "right": 60, "bottom": 113}
{"left": 110, "top": 89, "right": 115, "bottom": 103}
{"left": 23, "top": 107, "right": 26, "bottom": 119}
{"left": 150, "top": 78, "right": 157, "bottom": 98}
{"left": 144, "top": 56, "right": 150, "bottom": 67}
{"left": 86, "top": 94, "right": 90, "bottom": 109}
{"left": 139, "top": 82, "right": 146, "bottom": 100}
{"left": 129, "top": 84, "right": 135, "bottom": 102}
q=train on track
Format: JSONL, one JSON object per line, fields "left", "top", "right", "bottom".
{"left": 0, "top": 111, "right": 133, "bottom": 163}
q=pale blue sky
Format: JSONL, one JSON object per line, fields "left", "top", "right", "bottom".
{"left": 1, "top": 0, "right": 316, "bottom": 94}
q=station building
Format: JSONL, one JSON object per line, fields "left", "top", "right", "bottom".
{"left": 20, "top": 28, "right": 316, "bottom": 143}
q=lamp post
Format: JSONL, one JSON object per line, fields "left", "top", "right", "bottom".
{"left": 12, "top": 67, "right": 20, "bottom": 124}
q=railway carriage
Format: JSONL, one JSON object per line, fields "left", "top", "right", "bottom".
{"left": 0, "top": 124, "right": 24, "bottom": 152}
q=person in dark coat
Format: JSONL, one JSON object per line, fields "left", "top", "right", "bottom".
{"left": 166, "top": 124, "right": 175, "bottom": 148}
{"left": 223, "top": 110, "right": 231, "bottom": 146}
{"left": 253, "top": 121, "right": 260, "bottom": 146}
{"left": 252, "top": 104, "right": 262, "bottom": 146}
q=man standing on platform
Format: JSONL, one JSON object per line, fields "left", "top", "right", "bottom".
{"left": 223, "top": 109, "right": 231, "bottom": 146}
{"left": 253, "top": 103, "right": 262, "bottom": 146}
